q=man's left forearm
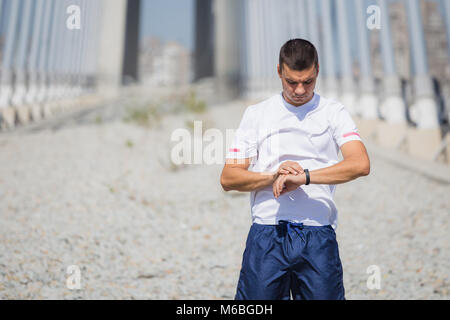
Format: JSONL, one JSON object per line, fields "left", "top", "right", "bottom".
{"left": 308, "top": 158, "right": 370, "bottom": 185}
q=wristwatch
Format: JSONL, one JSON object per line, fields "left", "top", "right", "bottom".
{"left": 304, "top": 169, "right": 310, "bottom": 185}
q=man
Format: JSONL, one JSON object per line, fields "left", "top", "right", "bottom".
{"left": 220, "top": 39, "right": 370, "bottom": 300}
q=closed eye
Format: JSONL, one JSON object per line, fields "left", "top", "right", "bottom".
{"left": 287, "top": 79, "right": 313, "bottom": 85}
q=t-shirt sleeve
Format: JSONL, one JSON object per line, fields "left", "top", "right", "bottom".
{"left": 330, "top": 103, "right": 363, "bottom": 148}
{"left": 226, "top": 106, "right": 258, "bottom": 159}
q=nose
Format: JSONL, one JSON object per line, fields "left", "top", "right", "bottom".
{"left": 294, "top": 83, "right": 306, "bottom": 96}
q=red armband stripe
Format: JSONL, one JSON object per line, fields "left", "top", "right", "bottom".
{"left": 343, "top": 132, "right": 360, "bottom": 138}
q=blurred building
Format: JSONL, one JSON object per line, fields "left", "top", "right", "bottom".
{"left": 140, "top": 38, "right": 192, "bottom": 87}
{"left": 139, "top": 36, "right": 164, "bottom": 79}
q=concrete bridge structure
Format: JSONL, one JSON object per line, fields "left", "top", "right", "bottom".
{"left": 0, "top": 0, "right": 138, "bottom": 128}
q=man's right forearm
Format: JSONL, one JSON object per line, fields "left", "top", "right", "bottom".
{"left": 220, "top": 168, "right": 276, "bottom": 192}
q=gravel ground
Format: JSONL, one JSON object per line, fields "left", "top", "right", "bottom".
{"left": 0, "top": 95, "right": 448, "bottom": 300}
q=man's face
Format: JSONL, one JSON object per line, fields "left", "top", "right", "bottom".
{"left": 277, "top": 63, "right": 319, "bottom": 106}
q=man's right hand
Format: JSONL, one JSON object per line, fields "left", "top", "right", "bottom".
{"left": 275, "top": 161, "right": 304, "bottom": 178}
{"left": 220, "top": 159, "right": 303, "bottom": 193}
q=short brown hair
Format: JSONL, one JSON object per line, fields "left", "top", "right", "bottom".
{"left": 279, "top": 39, "right": 318, "bottom": 72}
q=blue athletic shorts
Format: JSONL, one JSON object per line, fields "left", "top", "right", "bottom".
{"left": 235, "top": 220, "right": 345, "bottom": 300}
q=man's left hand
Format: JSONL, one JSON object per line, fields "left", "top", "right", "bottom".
{"left": 273, "top": 173, "right": 306, "bottom": 198}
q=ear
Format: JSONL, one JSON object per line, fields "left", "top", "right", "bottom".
{"left": 316, "top": 63, "right": 320, "bottom": 76}
{"left": 277, "top": 64, "right": 282, "bottom": 78}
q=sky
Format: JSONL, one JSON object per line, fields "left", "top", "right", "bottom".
{"left": 139, "top": 0, "right": 195, "bottom": 51}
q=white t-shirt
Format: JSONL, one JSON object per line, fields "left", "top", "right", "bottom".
{"left": 226, "top": 92, "right": 362, "bottom": 229}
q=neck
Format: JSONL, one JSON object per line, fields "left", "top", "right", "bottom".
{"left": 282, "top": 92, "right": 314, "bottom": 107}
